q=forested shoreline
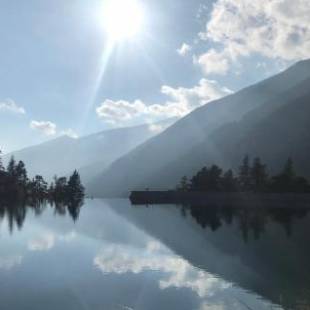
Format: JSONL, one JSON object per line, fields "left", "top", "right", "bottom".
{"left": 177, "top": 156, "right": 310, "bottom": 193}
{"left": 0, "top": 150, "right": 84, "bottom": 204}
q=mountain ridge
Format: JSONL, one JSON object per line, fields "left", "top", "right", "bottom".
{"left": 88, "top": 59, "right": 310, "bottom": 197}
{"left": 4, "top": 119, "right": 175, "bottom": 182}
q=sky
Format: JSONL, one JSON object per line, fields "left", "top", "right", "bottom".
{"left": 0, "top": 0, "right": 309, "bottom": 153}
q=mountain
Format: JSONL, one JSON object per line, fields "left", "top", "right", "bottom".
{"left": 88, "top": 59, "right": 310, "bottom": 197}
{"left": 4, "top": 119, "right": 174, "bottom": 182}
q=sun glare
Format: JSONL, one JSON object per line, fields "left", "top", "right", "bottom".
{"left": 103, "top": 0, "right": 145, "bottom": 42}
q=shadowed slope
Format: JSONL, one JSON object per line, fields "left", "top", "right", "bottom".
{"left": 88, "top": 60, "right": 310, "bottom": 197}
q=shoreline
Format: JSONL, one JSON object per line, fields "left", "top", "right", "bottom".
{"left": 130, "top": 191, "right": 310, "bottom": 208}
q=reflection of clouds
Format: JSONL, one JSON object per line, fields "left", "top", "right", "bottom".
{"left": 0, "top": 255, "right": 22, "bottom": 270}
{"left": 94, "top": 242, "right": 230, "bottom": 298}
{"left": 199, "top": 304, "right": 225, "bottom": 310}
{"left": 58, "top": 231, "right": 77, "bottom": 242}
{"left": 28, "top": 231, "right": 77, "bottom": 252}
{"left": 28, "top": 233, "right": 55, "bottom": 251}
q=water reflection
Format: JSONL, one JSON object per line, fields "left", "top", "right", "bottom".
{"left": 184, "top": 204, "right": 309, "bottom": 241}
{"left": 123, "top": 202, "right": 310, "bottom": 310}
{"left": 0, "top": 199, "right": 84, "bottom": 232}
{"left": 0, "top": 199, "right": 309, "bottom": 309}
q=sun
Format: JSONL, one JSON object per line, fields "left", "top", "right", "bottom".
{"left": 102, "top": 0, "right": 145, "bottom": 42}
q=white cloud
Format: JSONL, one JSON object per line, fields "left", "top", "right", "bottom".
{"left": 0, "top": 99, "right": 26, "bottom": 114}
{"left": 148, "top": 123, "right": 167, "bottom": 133}
{"left": 0, "top": 255, "right": 23, "bottom": 270}
{"left": 198, "top": 0, "right": 310, "bottom": 74}
{"left": 28, "top": 231, "right": 76, "bottom": 252}
{"left": 96, "top": 79, "right": 232, "bottom": 126}
{"left": 94, "top": 243, "right": 230, "bottom": 298}
{"left": 30, "top": 120, "right": 57, "bottom": 136}
{"left": 28, "top": 233, "right": 55, "bottom": 251}
{"left": 195, "top": 49, "right": 230, "bottom": 75}
{"left": 60, "top": 128, "right": 79, "bottom": 139}
{"left": 199, "top": 304, "right": 225, "bottom": 310}
{"left": 177, "top": 43, "right": 192, "bottom": 56}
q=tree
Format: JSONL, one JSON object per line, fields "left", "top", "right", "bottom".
{"left": 0, "top": 149, "right": 4, "bottom": 172}
{"left": 251, "top": 157, "right": 269, "bottom": 192}
{"left": 283, "top": 158, "right": 295, "bottom": 179}
{"left": 67, "top": 170, "right": 84, "bottom": 200}
{"left": 190, "top": 165, "right": 223, "bottom": 192}
{"left": 221, "top": 169, "right": 237, "bottom": 192}
{"left": 177, "top": 176, "right": 189, "bottom": 192}
{"left": 271, "top": 158, "right": 298, "bottom": 192}
{"left": 30, "top": 175, "right": 48, "bottom": 197}
{"left": 53, "top": 176, "right": 68, "bottom": 200}
{"left": 208, "top": 165, "right": 223, "bottom": 191}
{"left": 238, "top": 155, "right": 252, "bottom": 191}
{"left": 15, "top": 161, "right": 28, "bottom": 187}
{"left": 7, "top": 156, "right": 16, "bottom": 178}
{"left": 0, "top": 149, "right": 6, "bottom": 196}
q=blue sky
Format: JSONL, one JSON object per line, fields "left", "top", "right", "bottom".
{"left": 0, "top": 0, "right": 309, "bottom": 152}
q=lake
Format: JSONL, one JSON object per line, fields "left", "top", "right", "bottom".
{"left": 0, "top": 199, "right": 309, "bottom": 310}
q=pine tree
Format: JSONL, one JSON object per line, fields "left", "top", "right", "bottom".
{"left": 251, "top": 157, "right": 268, "bottom": 192}
{"left": 31, "top": 175, "right": 48, "bottom": 196}
{"left": 0, "top": 149, "right": 5, "bottom": 196}
{"left": 271, "top": 158, "right": 297, "bottom": 192}
{"left": 16, "top": 161, "right": 28, "bottom": 187}
{"left": 222, "top": 169, "right": 237, "bottom": 192}
{"left": 67, "top": 170, "right": 84, "bottom": 200}
{"left": 0, "top": 149, "right": 4, "bottom": 171}
{"left": 208, "top": 165, "right": 223, "bottom": 191}
{"left": 54, "top": 176, "right": 68, "bottom": 200}
{"left": 238, "top": 155, "right": 252, "bottom": 191}
{"left": 190, "top": 165, "right": 223, "bottom": 192}
{"left": 7, "top": 156, "right": 16, "bottom": 178}
{"left": 178, "top": 176, "right": 189, "bottom": 192}
{"left": 283, "top": 158, "right": 295, "bottom": 179}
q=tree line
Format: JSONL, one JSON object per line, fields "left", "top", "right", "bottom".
{"left": 177, "top": 156, "right": 310, "bottom": 193}
{"left": 0, "top": 149, "right": 84, "bottom": 203}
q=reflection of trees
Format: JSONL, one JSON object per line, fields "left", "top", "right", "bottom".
{"left": 185, "top": 204, "right": 309, "bottom": 243}
{"left": 0, "top": 198, "right": 84, "bottom": 233}
{"left": 269, "top": 208, "right": 308, "bottom": 238}
{"left": 51, "top": 198, "right": 84, "bottom": 222}
{"left": 189, "top": 204, "right": 222, "bottom": 231}
{"left": 138, "top": 203, "right": 310, "bottom": 310}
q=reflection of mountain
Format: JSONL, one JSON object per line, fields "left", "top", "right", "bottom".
{"left": 4, "top": 120, "right": 173, "bottom": 182}
{"left": 109, "top": 200, "right": 310, "bottom": 310}
{"left": 89, "top": 60, "right": 310, "bottom": 197}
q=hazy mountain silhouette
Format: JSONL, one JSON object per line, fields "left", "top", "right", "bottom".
{"left": 88, "top": 59, "right": 310, "bottom": 197}
{"left": 4, "top": 119, "right": 174, "bottom": 182}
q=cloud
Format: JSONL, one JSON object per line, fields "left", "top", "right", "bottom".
{"left": 28, "top": 233, "right": 55, "bottom": 251}
{"left": 96, "top": 79, "right": 232, "bottom": 126}
{"left": 94, "top": 243, "right": 230, "bottom": 298}
{"left": 195, "top": 49, "right": 230, "bottom": 75}
{"left": 0, "top": 255, "right": 23, "bottom": 270}
{"left": 0, "top": 99, "right": 26, "bottom": 114}
{"left": 28, "top": 231, "right": 76, "bottom": 252}
{"left": 177, "top": 43, "right": 192, "bottom": 56}
{"left": 60, "top": 128, "right": 79, "bottom": 139}
{"left": 198, "top": 0, "right": 310, "bottom": 74}
{"left": 30, "top": 120, "right": 57, "bottom": 136}
{"left": 148, "top": 123, "right": 168, "bottom": 133}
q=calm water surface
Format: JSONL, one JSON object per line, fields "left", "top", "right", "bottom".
{"left": 0, "top": 199, "right": 309, "bottom": 310}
